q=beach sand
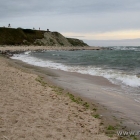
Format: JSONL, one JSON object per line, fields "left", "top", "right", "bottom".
{"left": 0, "top": 56, "right": 117, "bottom": 140}
{"left": 0, "top": 46, "right": 103, "bottom": 53}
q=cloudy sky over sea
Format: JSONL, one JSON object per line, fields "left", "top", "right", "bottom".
{"left": 0, "top": 0, "right": 140, "bottom": 46}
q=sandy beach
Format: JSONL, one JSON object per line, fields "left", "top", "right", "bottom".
{"left": 0, "top": 46, "right": 104, "bottom": 53}
{"left": 0, "top": 55, "right": 118, "bottom": 140}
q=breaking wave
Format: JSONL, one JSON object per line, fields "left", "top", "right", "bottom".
{"left": 11, "top": 52, "right": 140, "bottom": 88}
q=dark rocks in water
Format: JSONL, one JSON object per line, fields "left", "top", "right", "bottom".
{"left": 0, "top": 50, "right": 13, "bottom": 57}
{"left": 0, "top": 50, "right": 24, "bottom": 57}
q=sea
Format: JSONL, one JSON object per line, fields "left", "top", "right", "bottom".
{"left": 11, "top": 46, "right": 140, "bottom": 102}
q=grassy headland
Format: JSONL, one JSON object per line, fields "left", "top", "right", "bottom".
{"left": 0, "top": 27, "right": 88, "bottom": 46}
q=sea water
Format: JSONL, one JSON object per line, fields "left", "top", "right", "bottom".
{"left": 11, "top": 46, "right": 140, "bottom": 101}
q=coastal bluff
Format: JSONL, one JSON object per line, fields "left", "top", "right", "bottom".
{"left": 0, "top": 27, "right": 88, "bottom": 46}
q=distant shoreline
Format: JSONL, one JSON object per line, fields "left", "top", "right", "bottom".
{"left": 0, "top": 45, "right": 106, "bottom": 57}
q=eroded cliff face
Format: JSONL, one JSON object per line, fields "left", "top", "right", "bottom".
{"left": 35, "top": 32, "right": 88, "bottom": 46}
{"left": 35, "top": 32, "right": 72, "bottom": 46}
{"left": 0, "top": 27, "right": 88, "bottom": 46}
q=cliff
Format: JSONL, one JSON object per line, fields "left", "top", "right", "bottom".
{"left": 0, "top": 27, "right": 88, "bottom": 47}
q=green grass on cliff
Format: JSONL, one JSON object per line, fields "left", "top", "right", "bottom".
{"left": 67, "top": 38, "right": 88, "bottom": 46}
{"left": 0, "top": 27, "right": 45, "bottom": 45}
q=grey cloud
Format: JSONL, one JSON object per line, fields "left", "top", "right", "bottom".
{"left": 1, "top": 0, "right": 140, "bottom": 18}
{"left": 0, "top": 0, "right": 140, "bottom": 39}
{"left": 45, "top": 11, "right": 140, "bottom": 33}
{"left": 84, "top": 38, "right": 140, "bottom": 46}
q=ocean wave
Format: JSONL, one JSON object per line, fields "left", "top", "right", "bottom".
{"left": 24, "top": 51, "right": 31, "bottom": 55}
{"left": 11, "top": 53, "right": 140, "bottom": 88}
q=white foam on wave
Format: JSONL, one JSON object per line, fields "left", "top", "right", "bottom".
{"left": 112, "top": 46, "right": 140, "bottom": 51}
{"left": 24, "top": 51, "right": 31, "bottom": 55}
{"left": 73, "top": 67, "right": 140, "bottom": 87}
{"left": 11, "top": 53, "right": 68, "bottom": 71}
{"left": 11, "top": 53, "right": 140, "bottom": 88}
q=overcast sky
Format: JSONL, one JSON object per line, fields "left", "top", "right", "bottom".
{"left": 0, "top": 0, "right": 140, "bottom": 46}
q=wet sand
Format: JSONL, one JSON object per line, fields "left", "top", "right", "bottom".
{"left": 49, "top": 69, "right": 140, "bottom": 130}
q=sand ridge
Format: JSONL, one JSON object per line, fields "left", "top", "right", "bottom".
{"left": 0, "top": 57, "right": 117, "bottom": 140}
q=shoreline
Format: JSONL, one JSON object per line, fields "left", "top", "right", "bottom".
{"left": 10, "top": 58, "right": 140, "bottom": 130}
{"left": 0, "top": 45, "right": 106, "bottom": 55}
{"left": 0, "top": 55, "right": 118, "bottom": 139}
{"left": 0, "top": 47, "right": 140, "bottom": 139}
